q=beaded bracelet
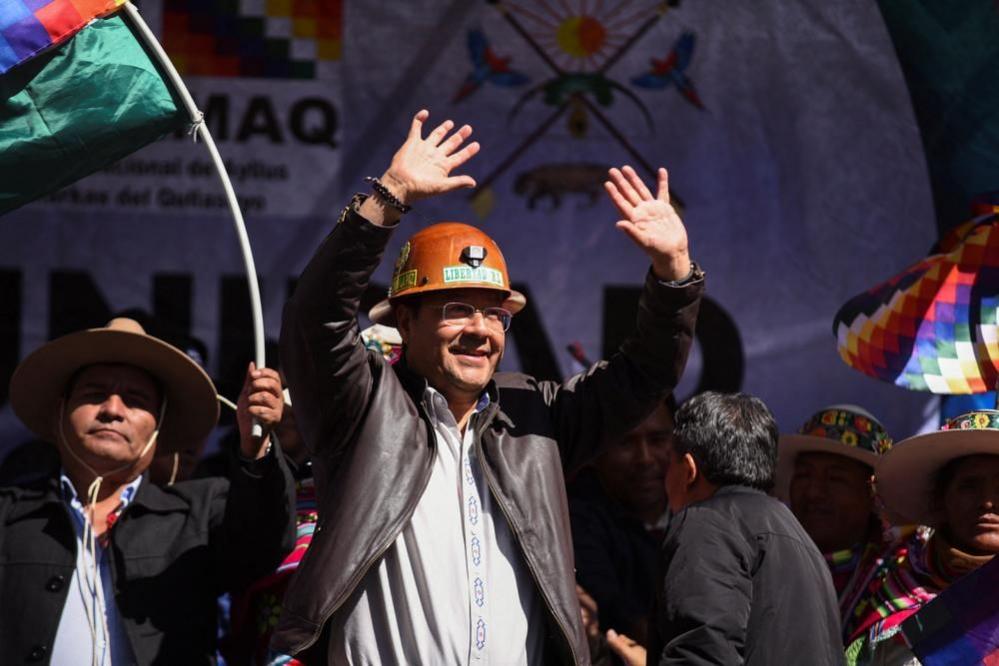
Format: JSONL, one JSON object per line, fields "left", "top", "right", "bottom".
{"left": 364, "top": 176, "right": 412, "bottom": 214}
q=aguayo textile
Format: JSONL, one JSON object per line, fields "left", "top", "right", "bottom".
{"left": 226, "top": 475, "right": 317, "bottom": 666}
{"left": 847, "top": 528, "right": 996, "bottom": 664}
{"left": 0, "top": 0, "right": 938, "bottom": 458}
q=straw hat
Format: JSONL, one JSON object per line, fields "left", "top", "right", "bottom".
{"left": 776, "top": 405, "right": 892, "bottom": 500}
{"left": 369, "top": 222, "right": 526, "bottom": 326}
{"left": 9, "top": 318, "right": 219, "bottom": 453}
{"left": 877, "top": 409, "right": 999, "bottom": 526}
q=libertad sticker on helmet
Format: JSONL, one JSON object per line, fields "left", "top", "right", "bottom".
{"left": 442, "top": 266, "right": 505, "bottom": 287}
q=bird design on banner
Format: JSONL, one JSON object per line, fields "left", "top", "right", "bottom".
{"left": 452, "top": 29, "right": 530, "bottom": 103}
{"left": 631, "top": 31, "right": 704, "bottom": 110}
{"left": 464, "top": 0, "right": 698, "bottom": 219}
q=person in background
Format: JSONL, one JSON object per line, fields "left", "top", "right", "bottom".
{"left": 224, "top": 385, "right": 316, "bottom": 666}
{"left": 777, "top": 405, "right": 894, "bottom": 643}
{"left": 568, "top": 396, "right": 675, "bottom": 647}
{"left": 607, "top": 391, "right": 844, "bottom": 666}
{"left": 0, "top": 318, "right": 295, "bottom": 664}
{"left": 847, "top": 410, "right": 999, "bottom": 665}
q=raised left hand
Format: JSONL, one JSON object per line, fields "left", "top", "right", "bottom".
{"left": 237, "top": 362, "right": 284, "bottom": 459}
{"left": 605, "top": 165, "right": 691, "bottom": 281}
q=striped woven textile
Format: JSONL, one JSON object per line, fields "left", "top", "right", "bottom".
{"left": 226, "top": 476, "right": 317, "bottom": 666}
{"left": 0, "top": 0, "right": 125, "bottom": 74}
{"left": 849, "top": 528, "right": 942, "bottom": 645}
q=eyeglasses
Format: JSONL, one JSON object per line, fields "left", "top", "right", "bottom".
{"left": 441, "top": 302, "right": 513, "bottom": 331}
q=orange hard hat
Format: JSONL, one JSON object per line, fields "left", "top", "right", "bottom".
{"left": 368, "top": 222, "right": 526, "bottom": 326}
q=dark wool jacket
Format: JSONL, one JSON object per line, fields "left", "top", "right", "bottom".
{"left": 0, "top": 447, "right": 296, "bottom": 665}
{"left": 649, "top": 485, "right": 845, "bottom": 666}
{"left": 272, "top": 200, "right": 703, "bottom": 664}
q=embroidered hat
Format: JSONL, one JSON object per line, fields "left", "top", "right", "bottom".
{"left": 776, "top": 405, "right": 892, "bottom": 500}
{"left": 9, "top": 317, "right": 219, "bottom": 453}
{"left": 834, "top": 211, "right": 999, "bottom": 395}
{"left": 877, "top": 409, "right": 999, "bottom": 527}
{"left": 368, "top": 222, "right": 526, "bottom": 326}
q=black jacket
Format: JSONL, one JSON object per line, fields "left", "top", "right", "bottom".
{"left": 568, "top": 468, "right": 662, "bottom": 641}
{"left": 648, "top": 485, "right": 844, "bottom": 666}
{"left": 273, "top": 199, "right": 703, "bottom": 664}
{"left": 0, "top": 448, "right": 296, "bottom": 665}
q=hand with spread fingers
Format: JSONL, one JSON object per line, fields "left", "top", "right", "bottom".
{"left": 361, "top": 109, "right": 481, "bottom": 226}
{"left": 606, "top": 628, "right": 647, "bottom": 666}
{"left": 605, "top": 165, "right": 691, "bottom": 282}
{"left": 237, "top": 362, "right": 284, "bottom": 459}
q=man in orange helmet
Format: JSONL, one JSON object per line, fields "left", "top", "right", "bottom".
{"left": 274, "top": 109, "right": 703, "bottom": 665}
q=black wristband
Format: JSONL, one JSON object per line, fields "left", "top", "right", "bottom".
{"left": 658, "top": 261, "right": 702, "bottom": 287}
{"left": 364, "top": 176, "right": 412, "bottom": 214}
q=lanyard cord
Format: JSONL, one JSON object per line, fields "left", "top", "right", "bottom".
{"left": 58, "top": 397, "right": 168, "bottom": 666}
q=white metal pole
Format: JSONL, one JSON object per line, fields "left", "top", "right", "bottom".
{"left": 122, "top": 1, "right": 265, "bottom": 437}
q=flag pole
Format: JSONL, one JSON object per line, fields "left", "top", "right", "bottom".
{"left": 122, "top": 1, "right": 265, "bottom": 437}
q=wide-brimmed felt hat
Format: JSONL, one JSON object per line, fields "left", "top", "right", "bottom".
{"left": 776, "top": 405, "right": 892, "bottom": 500}
{"left": 877, "top": 409, "right": 999, "bottom": 527}
{"left": 9, "top": 318, "right": 219, "bottom": 453}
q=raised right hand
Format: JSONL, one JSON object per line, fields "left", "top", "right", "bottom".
{"left": 379, "top": 109, "right": 480, "bottom": 205}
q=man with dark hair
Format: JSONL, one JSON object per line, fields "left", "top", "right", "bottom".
{"left": 0, "top": 318, "right": 295, "bottom": 665}
{"left": 608, "top": 391, "right": 844, "bottom": 666}
{"left": 776, "top": 406, "right": 894, "bottom": 644}
{"left": 274, "top": 110, "right": 702, "bottom": 665}
{"left": 568, "top": 397, "right": 675, "bottom": 646}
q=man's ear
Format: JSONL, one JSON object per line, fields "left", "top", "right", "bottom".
{"left": 683, "top": 452, "right": 699, "bottom": 487}
{"left": 394, "top": 304, "right": 413, "bottom": 344}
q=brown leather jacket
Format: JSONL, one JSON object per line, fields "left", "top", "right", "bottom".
{"left": 272, "top": 199, "right": 703, "bottom": 664}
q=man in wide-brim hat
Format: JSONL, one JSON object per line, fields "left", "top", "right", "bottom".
{"left": 846, "top": 410, "right": 999, "bottom": 664}
{"left": 776, "top": 405, "right": 894, "bottom": 644}
{"left": 0, "top": 317, "right": 295, "bottom": 665}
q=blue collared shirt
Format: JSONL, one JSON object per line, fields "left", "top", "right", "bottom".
{"left": 50, "top": 472, "right": 142, "bottom": 666}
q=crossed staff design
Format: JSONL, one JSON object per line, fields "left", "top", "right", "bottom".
{"left": 473, "top": 0, "right": 685, "bottom": 210}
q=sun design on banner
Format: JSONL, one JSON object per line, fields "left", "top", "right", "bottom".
{"left": 500, "top": 0, "right": 661, "bottom": 136}
{"left": 506, "top": 0, "right": 656, "bottom": 70}
{"left": 468, "top": 0, "right": 696, "bottom": 218}
{"left": 163, "top": 0, "right": 342, "bottom": 79}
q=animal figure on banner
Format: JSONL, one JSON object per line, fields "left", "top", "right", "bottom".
{"left": 452, "top": 0, "right": 702, "bottom": 214}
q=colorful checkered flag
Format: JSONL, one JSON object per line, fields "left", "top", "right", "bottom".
{"left": 0, "top": 0, "right": 187, "bottom": 214}
{"left": 834, "top": 211, "right": 999, "bottom": 394}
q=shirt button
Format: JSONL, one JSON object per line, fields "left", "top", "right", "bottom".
{"left": 45, "top": 575, "right": 66, "bottom": 592}
{"left": 28, "top": 645, "right": 48, "bottom": 661}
